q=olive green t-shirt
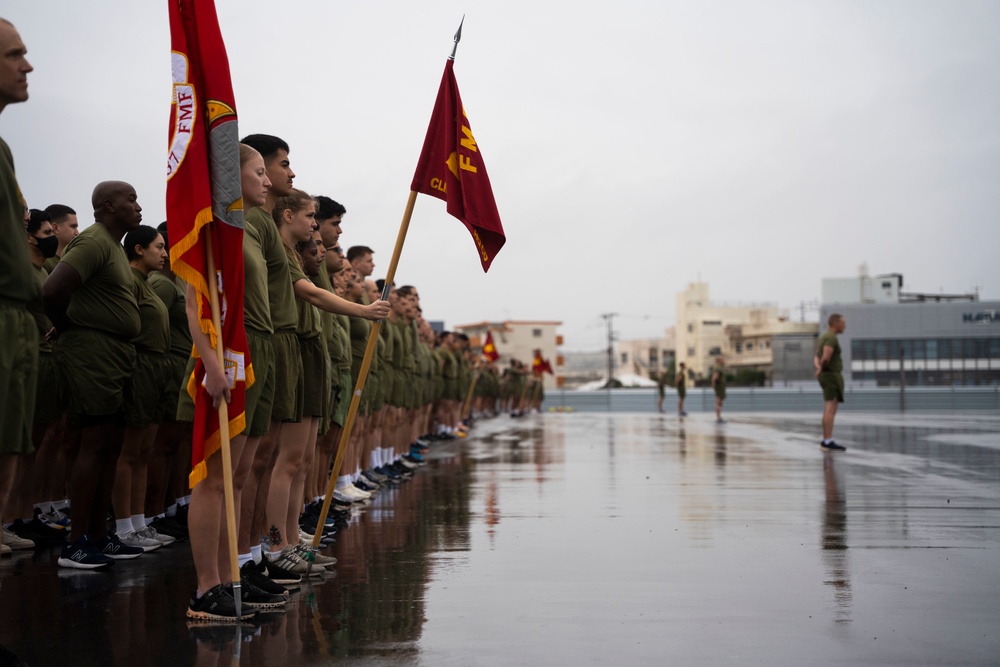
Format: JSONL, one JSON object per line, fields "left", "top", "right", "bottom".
{"left": 60, "top": 223, "right": 140, "bottom": 339}
{"left": 313, "top": 267, "right": 341, "bottom": 360}
{"left": 816, "top": 330, "right": 843, "bottom": 374}
{"left": 334, "top": 313, "right": 352, "bottom": 374}
{"left": 29, "top": 264, "right": 53, "bottom": 353}
{"left": 245, "top": 207, "right": 296, "bottom": 331}
{"left": 0, "top": 137, "right": 37, "bottom": 304}
{"left": 148, "top": 271, "right": 192, "bottom": 358}
{"left": 713, "top": 366, "right": 727, "bottom": 390}
{"left": 285, "top": 245, "right": 321, "bottom": 339}
{"left": 441, "top": 348, "right": 458, "bottom": 380}
{"left": 131, "top": 268, "right": 170, "bottom": 354}
{"left": 43, "top": 255, "right": 60, "bottom": 274}
{"left": 242, "top": 225, "right": 272, "bottom": 335}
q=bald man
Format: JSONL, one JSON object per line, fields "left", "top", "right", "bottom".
{"left": 0, "top": 17, "right": 38, "bottom": 558}
{"left": 44, "top": 180, "right": 143, "bottom": 568}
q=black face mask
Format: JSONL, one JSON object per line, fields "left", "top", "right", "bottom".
{"left": 34, "top": 234, "right": 59, "bottom": 259}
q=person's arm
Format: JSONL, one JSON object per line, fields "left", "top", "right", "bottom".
{"left": 184, "top": 283, "right": 230, "bottom": 408}
{"left": 711, "top": 370, "right": 718, "bottom": 387}
{"left": 815, "top": 345, "right": 834, "bottom": 377}
{"left": 42, "top": 262, "right": 83, "bottom": 334}
{"left": 292, "top": 278, "right": 390, "bottom": 320}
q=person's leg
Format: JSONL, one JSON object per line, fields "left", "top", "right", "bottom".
{"left": 213, "top": 434, "right": 247, "bottom": 584}
{"left": 0, "top": 454, "right": 18, "bottom": 527}
{"left": 113, "top": 425, "right": 145, "bottom": 533}
{"left": 145, "top": 419, "right": 178, "bottom": 519}
{"left": 286, "top": 418, "right": 317, "bottom": 543}
{"left": 715, "top": 397, "right": 723, "bottom": 421}
{"left": 822, "top": 400, "right": 838, "bottom": 440}
{"left": 248, "top": 422, "right": 279, "bottom": 552}
{"left": 69, "top": 420, "right": 121, "bottom": 542}
{"left": 265, "top": 421, "right": 309, "bottom": 554}
{"left": 233, "top": 434, "right": 259, "bottom": 556}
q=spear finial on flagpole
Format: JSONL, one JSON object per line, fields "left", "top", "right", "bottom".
{"left": 450, "top": 15, "right": 464, "bottom": 60}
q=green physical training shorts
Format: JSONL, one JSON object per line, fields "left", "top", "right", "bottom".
{"left": 58, "top": 327, "right": 134, "bottom": 420}
{"left": 1, "top": 303, "right": 38, "bottom": 453}
{"left": 819, "top": 372, "right": 844, "bottom": 403}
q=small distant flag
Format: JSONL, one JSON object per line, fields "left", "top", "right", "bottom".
{"left": 533, "top": 349, "right": 554, "bottom": 375}
{"left": 411, "top": 57, "right": 506, "bottom": 272}
{"left": 482, "top": 330, "right": 500, "bottom": 362}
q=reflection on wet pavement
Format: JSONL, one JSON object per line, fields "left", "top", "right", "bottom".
{"left": 1, "top": 412, "right": 998, "bottom": 665}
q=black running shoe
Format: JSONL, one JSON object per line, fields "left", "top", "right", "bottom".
{"left": 261, "top": 555, "right": 302, "bottom": 586}
{"left": 186, "top": 584, "right": 257, "bottom": 622}
{"left": 820, "top": 440, "right": 847, "bottom": 452}
{"left": 240, "top": 560, "right": 288, "bottom": 597}
{"left": 235, "top": 581, "right": 286, "bottom": 611}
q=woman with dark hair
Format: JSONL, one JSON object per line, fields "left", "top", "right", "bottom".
{"left": 111, "top": 225, "right": 172, "bottom": 555}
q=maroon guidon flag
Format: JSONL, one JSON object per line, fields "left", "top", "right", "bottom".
{"left": 411, "top": 59, "right": 506, "bottom": 272}
{"left": 166, "top": 0, "right": 251, "bottom": 488}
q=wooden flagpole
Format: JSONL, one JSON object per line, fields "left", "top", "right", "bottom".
{"left": 202, "top": 231, "right": 242, "bottom": 622}
{"left": 311, "top": 190, "right": 418, "bottom": 548}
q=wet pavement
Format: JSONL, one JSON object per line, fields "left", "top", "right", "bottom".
{"left": 2, "top": 411, "right": 999, "bottom": 665}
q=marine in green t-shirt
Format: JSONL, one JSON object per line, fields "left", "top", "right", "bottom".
{"left": 815, "top": 313, "right": 848, "bottom": 451}
{"left": 711, "top": 357, "right": 727, "bottom": 423}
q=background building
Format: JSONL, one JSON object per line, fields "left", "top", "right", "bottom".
{"left": 675, "top": 282, "right": 800, "bottom": 381}
{"left": 617, "top": 328, "right": 676, "bottom": 379}
{"left": 820, "top": 270, "right": 998, "bottom": 386}
{"left": 454, "top": 320, "right": 564, "bottom": 389}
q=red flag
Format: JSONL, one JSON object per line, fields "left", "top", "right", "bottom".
{"left": 411, "top": 59, "right": 506, "bottom": 272}
{"left": 482, "top": 331, "right": 500, "bottom": 362}
{"left": 533, "top": 349, "right": 554, "bottom": 375}
{"left": 166, "top": 0, "right": 252, "bottom": 489}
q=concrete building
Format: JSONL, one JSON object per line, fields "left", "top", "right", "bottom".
{"left": 454, "top": 320, "right": 564, "bottom": 389}
{"left": 725, "top": 314, "right": 819, "bottom": 385}
{"left": 674, "top": 282, "right": 784, "bottom": 380}
{"left": 617, "top": 328, "right": 676, "bottom": 379}
{"left": 820, "top": 271, "right": 998, "bottom": 387}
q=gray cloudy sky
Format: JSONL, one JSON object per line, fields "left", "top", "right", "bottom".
{"left": 4, "top": 0, "right": 998, "bottom": 352}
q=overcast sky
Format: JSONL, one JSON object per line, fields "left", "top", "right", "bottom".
{"left": 4, "top": 0, "right": 998, "bottom": 351}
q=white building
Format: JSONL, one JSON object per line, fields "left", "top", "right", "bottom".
{"left": 453, "top": 320, "right": 564, "bottom": 389}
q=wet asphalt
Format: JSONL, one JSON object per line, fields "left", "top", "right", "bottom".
{"left": 1, "top": 410, "right": 998, "bottom": 666}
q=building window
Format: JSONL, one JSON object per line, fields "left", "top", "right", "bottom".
{"left": 687, "top": 323, "right": 694, "bottom": 333}
{"left": 687, "top": 347, "right": 695, "bottom": 357}
{"left": 735, "top": 342, "right": 742, "bottom": 353}
{"left": 649, "top": 349, "right": 659, "bottom": 364}
{"left": 620, "top": 352, "right": 628, "bottom": 364}
{"left": 703, "top": 320, "right": 721, "bottom": 326}
{"left": 746, "top": 342, "right": 754, "bottom": 351}
{"left": 532, "top": 328, "right": 542, "bottom": 337}
{"left": 709, "top": 346, "right": 721, "bottom": 356}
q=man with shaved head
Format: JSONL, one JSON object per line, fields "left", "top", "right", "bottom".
{"left": 43, "top": 180, "right": 143, "bottom": 568}
{"left": 0, "top": 17, "right": 37, "bottom": 558}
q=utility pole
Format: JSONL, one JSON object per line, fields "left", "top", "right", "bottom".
{"left": 601, "top": 313, "right": 617, "bottom": 412}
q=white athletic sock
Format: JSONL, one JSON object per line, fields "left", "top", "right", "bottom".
{"left": 53, "top": 499, "right": 69, "bottom": 511}
{"left": 165, "top": 503, "right": 178, "bottom": 518}
{"left": 336, "top": 475, "right": 351, "bottom": 490}
{"left": 823, "top": 438, "right": 833, "bottom": 444}
{"left": 250, "top": 545, "right": 262, "bottom": 564}
{"left": 268, "top": 549, "right": 283, "bottom": 561}
{"left": 369, "top": 452, "right": 379, "bottom": 470}
{"left": 146, "top": 515, "right": 158, "bottom": 526}
{"left": 238, "top": 553, "right": 252, "bottom": 567}
{"left": 131, "top": 514, "right": 146, "bottom": 533}
{"left": 116, "top": 518, "right": 134, "bottom": 536}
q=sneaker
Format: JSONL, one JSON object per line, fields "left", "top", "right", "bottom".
{"left": 398, "top": 456, "right": 418, "bottom": 470}
{"left": 120, "top": 530, "right": 162, "bottom": 552}
{"left": 186, "top": 583, "right": 257, "bottom": 622}
{"left": 716, "top": 418, "right": 726, "bottom": 424}
{"left": 261, "top": 554, "right": 303, "bottom": 586}
{"left": 139, "top": 525, "right": 176, "bottom": 545}
{"left": 58, "top": 536, "right": 114, "bottom": 570}
{"left": 1, "top": 543, "right": 10, "bottom": 556}
{"left": 294, "top": 544, "right": 336, "bottom": 567}
{"left": 402, "top": 453, "right": 425, "bottom": 467}
{"left": 679, "top": 411, "right": 688, "bottom": 417}
{"left": 2, "top": 526, "right": 35, "bottom": 551}
{"left": 96, "top": 533, "right": 144, "bottom": 560}
{"left": 35, "top": 507, "right": 68, "bottom": 531}
{"left": 149, "top": 516, "right": 188, "bottom": 540}
{"left": 362, "top": 469, "right": 388, "bottom": 485}
{"left": 42, "top": 508, "right": 72, "bottom": 529}
{"left": 236, "top": 581, "right": 286, "bottom": 611}
{"left": 332, "top": 488, "right": 355, "bottom": 504}
{"left": 240, "top": 560, "right": 288, "bottom": 597}
{"left": 270, "top": 546, "right": 325, "bottom": 577}
{"left": 353, "top": 478, "right": 379, "bottom": 493}
{"left": 11, "top": 517, "right": 65, "bottom": 544}
{"left": 820, "top": 440, "right": 847, "bottom": 452}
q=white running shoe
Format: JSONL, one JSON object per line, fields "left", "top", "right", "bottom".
{"left": 120, "top": 530, "right": 162, "bottom": 552}
{"left": 1, "top": 526, "right": 34, "bottom": 550}
{"left": 139, "top": 525, "right": 176, "bottom": 545}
